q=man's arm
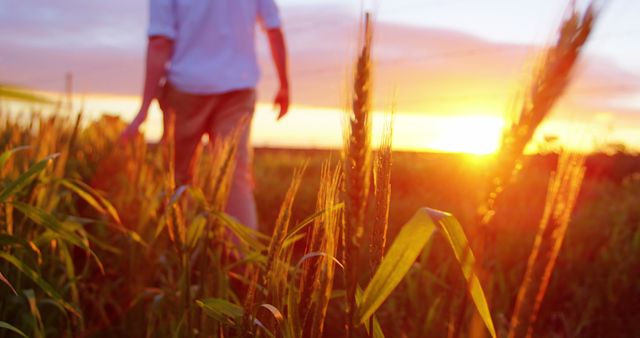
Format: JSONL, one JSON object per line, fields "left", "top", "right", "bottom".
{"left": 121, "top": 36, "right": 174, "bottom": 140}
{"left": 266, "top": 28, "right": 290, "bottom": 120}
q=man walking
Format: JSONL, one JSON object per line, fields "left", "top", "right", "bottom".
{"left": 121, "top": 0, "right": 289, "bottom": 230}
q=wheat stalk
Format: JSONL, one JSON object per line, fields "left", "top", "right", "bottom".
{"left": 508, "top": 152, "right": 586, "bottom": 338}
{"left": 299, "top": 161, "right": 342, "bottom": 338}
{"left": 342, "top": 12, "right": 374, "bottom": 337}
{"left": 370, "top": 111, "right": 393, "bottom": 272}
{"left": 265, "top": 162, "right": 307, "bottom": 307}
{"left": 479, "top": 3, "right": 596, "bottom": 226}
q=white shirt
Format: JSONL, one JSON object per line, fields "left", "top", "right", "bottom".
{"left": 148, "top": 0, "right": 281, "bottom": 94}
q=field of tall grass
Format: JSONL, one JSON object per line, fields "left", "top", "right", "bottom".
{"left": 2, "top": 2, "right": 640, "bottom": 338}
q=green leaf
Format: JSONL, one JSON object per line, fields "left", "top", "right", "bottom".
{"left": 0, "top": 321, "right": 28, "bottom": 338}
{"left": 357, "top": 208, "right": 496, "bottom": 338}
{"left": 224, "top": 252, "right": 266, "bottom": 272}
{"left": 0, "top": 233, "right": 30, "bottom": 247}
{"left": 23, "top": 289, "right": 44, "bottom": 337}
{"left": 282, "top": 233, "right": 306, "bottom": 250}
{"left": 61, "top": 180, "right": 146, "bottom": 247}
{"left": 197, "top": 298, "right": 276, "bottom": 337}
{"left": 284, "top": 203, "right": 343, "bottom": 242}
{"left": 60, "top": 179, "right": 121, "bottom": 224}
{"left": 11, "top": 201, "right": 87, "bottom": 250}
{"left": 0, "top": 234, "right": 43, "bottom": 264}
{"left": 0, "top": 146, "right": 29, "bottom": 171}
{"left": 196, "top": 298, "right": 244, "bottom": 327}
{"left": 10, "top": 201, "right": 104, "bottom": 273}
{"left": 0, "top": 252, "right": 78, "bottom": 316}
{"left": 356, "top": 287, "right": 385, "bottom": 338}
{"left": 0, "top": 154, "right": 59, "bottom": 202}
{"left": 357, "top": 209, "right": 438, "bottom": 325}
{"left": 210, "top": 210, "right": 267, "bottom": 251}
{"left": 438, "top": 213, "right": 496, "bottom": 338}
{"left": 0, "top": 85, "right": 53, "bottom": 104}
{"left": 186, "top": 214, "right": 206, "bottom": 249}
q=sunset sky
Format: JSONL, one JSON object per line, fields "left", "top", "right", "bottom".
{"left": 1, "top": 0, "right": 639, "bottom": 153}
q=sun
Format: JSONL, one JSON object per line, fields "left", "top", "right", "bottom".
{"left": 429, "top": 115, "right": 504, "bottom": 155}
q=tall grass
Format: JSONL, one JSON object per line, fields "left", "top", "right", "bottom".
{"left": 479, "top": 2, "right": 596, "bottom": 226}
{"left": 369, "top": 113, "right": 393, "bottom": 272}
{"left": 298, "top": 161, "right": 342, "bottom": 338}
{"left": 468, "top": 4, "right": 597, "bottom": 337}
{"left": 342, "top": 11, "right": 374, "bottom": 338}
{"left": 508, "top": 152, "right": 586, "bottom": 338}
{"left": 0, "top": 112, "right": 129, "bottom": 337}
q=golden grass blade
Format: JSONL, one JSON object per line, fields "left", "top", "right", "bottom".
{"left": 296, "top": 161, "right": 342, "bottom": 338}
{"left": 0, "top": 252, "right": 79, "bottom": 317}
{"left": 0, "top": 154, "right": 59, "bottom": 202}
{"left": 265, "top": 163, "right": 307, "bottom": 282}
{"left": 211, "top": 210, "right": 267, "bottom": 251}
{"left": 370, "top": 110, "right": 394, "bottom": 271}
{"left": 11, "top": 201, "right": 106, "bottom": 276}
{"left": 285, "top": 203, "right": 344, "bottom": 242}
{"left": 263, "top": 162, "right": 308, "bottom": 337}
{"left": 195, "top": 116, "right": 247, "bottom": 211}
{"left": 299, "top": 160, "right": 332, "bottom": 302}
{"left": 11, "top": 202, "right": 86, "bottom": 252}
{"left": 60, "top": 179, "right": 122, "bottom": 224}
{"left": 259, "top": 303, "right": 285, "bottom": 325}
{"left": 0, "top": 146, "right": 29, "bottom": 172}
{"left": 356, "top": 287, "right": 386, "bottom": 338}
{"left": 357, "top": 208, "right": 496, "bottom": 338}
{"left": 186, "top": 214, "right": 206, "bottom": 249}
{"left": 281, "top": 233, "right": 306, "bottom": 250}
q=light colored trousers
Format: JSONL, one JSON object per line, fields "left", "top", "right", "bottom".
{"left": 160, "top": 83, "right": 258, "bottom": 230}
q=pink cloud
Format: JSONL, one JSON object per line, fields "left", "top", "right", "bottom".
{"left": 1, "top": 3, "right": 638, "bottom": 120}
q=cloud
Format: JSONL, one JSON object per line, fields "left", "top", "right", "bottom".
{"left": 1, "top": 2, "right": 639, "bottom": 121}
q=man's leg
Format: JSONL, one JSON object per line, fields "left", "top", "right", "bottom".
{"left": 165, "top": 84, "right": 217, "bottom": 185}
{"left": 208, "top": 89, "right": 258, "bottom": 230}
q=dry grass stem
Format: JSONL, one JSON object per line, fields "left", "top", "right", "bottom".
{"left": 480, "top": 3, "right": 596, "bottom": 225}
{"left": 370, "top": 111, "right": 393, "bottom": 272}
{"left": 265, "top": 162, "right": 307, "bottom": 304}
{"left": 508, "top": 152, "right": 586, "bottom": 338}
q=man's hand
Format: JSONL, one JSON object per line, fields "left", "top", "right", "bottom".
{"left": 119, "top": 109, "right": 147, "bottom": 143}
{"left": 267, "top": 28, "right": 289, "bottom": 121}
{"left": 120, "top": 36, "right": 173, "bottom": 143}
{"left": 274, "top": 86, "right": 289, "bottom": 120}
